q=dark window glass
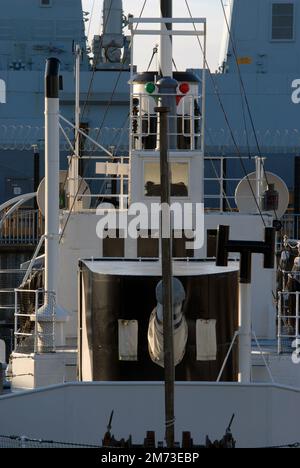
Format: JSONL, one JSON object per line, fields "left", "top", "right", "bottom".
{"left": 272, "top": 3, "right": 294, "bottom": 40}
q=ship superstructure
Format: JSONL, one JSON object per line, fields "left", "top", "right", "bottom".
{"left": 0, "top": 0, "right": 300, "bottom": 449}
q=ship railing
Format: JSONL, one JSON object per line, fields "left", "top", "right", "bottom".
{"left": 0, "top": 209, "right": 42, "bottom": 246}
{"left": 13, "top": 288, "right": 55, "bottom": 355}
{"left": 279, "top": 214, "right": 300, "bottom": 241}
{"left": 0, "top": 269, "right": 28, "bottom": 360}
{"left": 67, "top": 155, "right": 130, "bottom": 211}
{"left": 130, "top": 92, "right": 202, "bottom": 152}
{"left": 277, "top": 290, "right": 300, "bottom": 354}
{"left": 203, "top": 155, "right": 267, "bottom": 212}
{"left": 0, "top": 434, "right": 100, "bottom": 449}
{"left": 278, "top": 270, "right": 297, "bottom": 292}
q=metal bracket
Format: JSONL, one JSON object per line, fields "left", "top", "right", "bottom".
{"left": 216, "top": 225, "right": 276, "bottom": 283}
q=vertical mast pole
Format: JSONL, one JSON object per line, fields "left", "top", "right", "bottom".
{"left": 70, "top": 44, "right": 81, "bottom": 211}
{"left": 158, "top": 1, "right": 175, "bottom": 448}
{"left": 155, "top": 104, "right": 175, "bottom": 448}
{"left": 159, "top": 0, "right": 177, "bottom": 150}
{"left": 75, "top": 44, "right": 81, "bottom": 169}
{"left": 45, "top": 58, "right": 60, "bottom": 298}
{"left": 32, "top": 144, "right": 40, "bottom": 240}
{"left": 160, "top": 0, "right": 173, "bottom": 77}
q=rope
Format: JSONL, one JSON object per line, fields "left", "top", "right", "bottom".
{"left": 0, "top": 434, "right": 100, "bottom": 448}
{"left": 259, "top": 442, "right": 300, "bottom": 449}
{"left": 165, "top": 418, "right": 176, "bottom": 428}
{"left": 0, "top": 433, "right": 299, "bottom": 449}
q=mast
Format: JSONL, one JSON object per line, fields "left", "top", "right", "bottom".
{"left": 69, "top": 44, "right": 81, "bottom": 211}
{"left": 156, "top": 105, "right": 175, "bottom": 448}
{"left": 160, "top": 0, "right": 173, "bottom": 77}
{"left": 158, "top": 1, "right": 175, "bottom": 448}
{"left": 44, "top": 58, "right": 60, "bottom": 301}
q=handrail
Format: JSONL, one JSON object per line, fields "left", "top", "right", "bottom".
{"left": 0, "top": 199, "right": 28, "bottom": 230}
{"left": 14, "top": 288, "right": 56, "bottom": 354}
{"left": 20, "top": 235, "right": 46, "bottom": 287}
{"left": 0, "top": 193, "right": 36, "bottom": 214}
{"left": 277, "top": 290, "right": 300, "bottom": 354}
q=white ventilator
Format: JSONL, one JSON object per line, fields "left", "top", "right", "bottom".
{"left": 148, "top": 278, "right": 188, "bottom": 368}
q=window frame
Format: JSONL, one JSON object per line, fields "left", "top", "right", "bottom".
{"left": 142, "top": 159, "right": 191, "bottom": 200}
{"left": 270, "top": 1, "right": 295, "bottom": 42}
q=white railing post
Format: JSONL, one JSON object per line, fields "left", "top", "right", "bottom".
{"left": 14, "top": 289, "right": 18, "bottom": 351}
{"left": 34, "top": 289, "right": 39, "bottom": 353}
{"left": 278, "top": 292, "right": 282, "bottom": 354}
{"left": 220, "top": 157, "right": 224, "bottom": 212}
{"left": 51, "top": 291, "right": 56, "bottom": 352}
{"left": 120, "top": 157, "right": 124, "bottom": 211}
{"left": 296, "top": 292, "right": 299, "bottom": 340}
{"left": 238, "top": 283, "right": 252, "bottom": 383}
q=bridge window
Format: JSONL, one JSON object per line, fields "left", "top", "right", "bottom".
{"left": 144, "top": 162, "right": 189, "bottom": 198}
{"left": 272, "top": 3, "right": 294, "bottom": 40}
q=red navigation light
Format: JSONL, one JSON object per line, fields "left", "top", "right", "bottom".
{"left": 179, "top": 82, "right": 190, "bottom": 94}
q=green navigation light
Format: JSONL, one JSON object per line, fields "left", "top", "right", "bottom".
{"left": 145, "top": 82, "right": 156, "bottom": 94}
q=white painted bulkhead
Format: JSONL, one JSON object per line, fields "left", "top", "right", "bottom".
{"left": 1, "top": 381, "right": 300, "bottom": 448}
{"left": 57, "top": 211, "right": 275, "bottom": 346}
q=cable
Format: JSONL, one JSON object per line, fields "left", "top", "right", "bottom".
{"left": 93, "top": 0, "right": 148, "bottom": 143}
{"left": 220, "top": 0, "right": 262, "bottom": 157}
{"left": 80, "top": 1, "right": 114, "bottom": 122}
{"left": 59, "top": 1, "right": 148, "bottom": 242}
{"left": 238, "top": 78, "right": 251, "bottom": 161}
{"left": 0, "top": 434, "right": 100, "bottom": 448}
{"left": 259, "top": 442, "right": 300, "bottom": 449}
{"left": 205, "top": 128, "right": 233, "bottom": 211}
{"left": 60, "top": 0, "right": 116, "bottom": 193}
{"left": 86, "top": 0, "right": 96, "bottom": 39}
{"left": 147, "top": 45, "right": 159, "bottom": 72}
{"left": 184, "top": 0, "right": 266, "bottom": 227}
{"left": 220, "top": 0, "right": 278, "bottom": 221}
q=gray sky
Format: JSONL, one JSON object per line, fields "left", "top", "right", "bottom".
{"left": 82, "top": 0, "right": 225, "bottom": 71}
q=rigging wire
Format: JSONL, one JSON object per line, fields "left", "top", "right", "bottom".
{"left": 93, "top": 0, "right": 148, "bottom": 142}
{"left": 80, "top": 1, "right": 115, "bottom": 122}
{"left": 147, "top": 45, "right": 177, "bottom": 73}
{"left": 60, "top": 0, "right": 116, "bottom": 193}
{"left": 219, "top": 0, "right": 279, "bottom": 221}
{"left": 206, "top": 129, "right": 233, "bottom": 211}
{"left": 184, "top": 0, "right": 266, "bottom": 227}
{"left": 219, "top": 0, "right": 262, "bottom": 157}
{"left": 238, "top": 78, "right": 251, "bottom": 161}
{"left": 59, "top": 0, "right": 148, "bottom": 242}
{"left": 86, "top": 0, "right": 96, "bottom": 39}
{"left": 147, "top": 45, "right": 158, "bottom": 72}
